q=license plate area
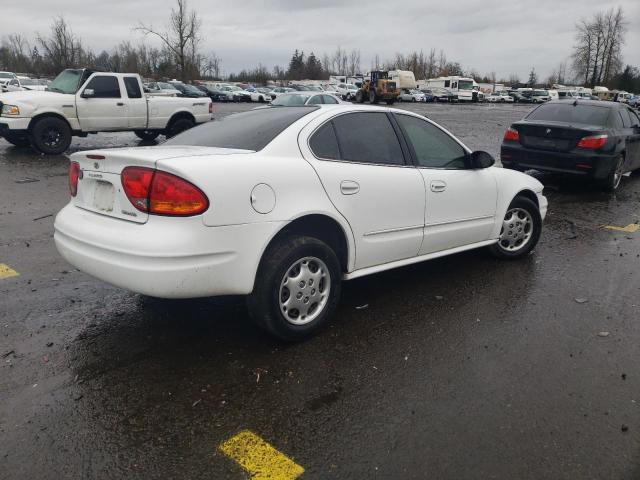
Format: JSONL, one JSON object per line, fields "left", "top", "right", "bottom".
{"left": 93, "top": 180, "right": 115, "bottom": 212}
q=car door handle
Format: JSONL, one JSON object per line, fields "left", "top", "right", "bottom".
{"left": 340, "top": 180, "right": 360, "bottom": 195}
{"left": 430, "top": 180, "right": 447, "bottom": 193}
{"left": 116, "top": 102, "right": 124, "bottom": 106}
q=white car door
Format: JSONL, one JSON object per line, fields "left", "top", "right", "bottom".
{"left": 393, "top": 113, "right": 497, "bottom": 254}
{"left": 122, "top": 76, "right": 147, "bottom": 129}
{"left": 300, "top": 111, "right": 426, "bottom": 270}
{"left": 76, "top": 74, "right": 128, "bottom": 131}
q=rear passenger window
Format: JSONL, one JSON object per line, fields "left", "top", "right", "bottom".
{"left": 332, "top": 112, "right": 404, "bottom": 165}
{"left": 124, "top": 77, "right": 142, "bottom": 98}
{"left": 309, "top": 122, "right": 340, "bottom": 160}
{"left": 619, "top": 109, "right": 632, "bottom": 128}
{"left": 84, "top": 76, "right": 120, "bottom": 98}
{"left": 629, "top": 109, "right": 640, "bottom": 127}
{"left": 322, "top": 95, "right": 338, "bottom": 104}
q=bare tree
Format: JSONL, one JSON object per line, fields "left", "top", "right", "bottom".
{"left": 347, "top": 49, "right": 361, "bottom": 76}
{"left": 37, "top": 17, "right": 83, "bottom": 74}
{"left": 136, "top": 0, "right": 201, "bottom": 81}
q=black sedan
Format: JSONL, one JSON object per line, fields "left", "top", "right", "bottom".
{"left": 501, "top": 100, "right": 640, "bottom": 191}
{"left": 168, "top": 82, "right": 209, "bottom": 98}
{"left": 194, "top": 85, "right": 228, "bottom": 102}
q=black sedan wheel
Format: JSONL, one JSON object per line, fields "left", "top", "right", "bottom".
{"left": 601, "top": 155, "right": 625, "bottom": 192}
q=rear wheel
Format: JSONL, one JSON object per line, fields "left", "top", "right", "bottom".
{"left": 355, "top": 90, "right": 365, "bottom": 103}
{"left": 600, "top": 155, "right": 625, "bottom": 192}
{"left": 134, "top": 130, "right": 160, "bottom": 141}
{"left": 2, "top": 132, "right": 30, "bottom": 147}
{"left": 386, "top": 99, "right": 395, "bottom": 105}
{"left": 166, "top": 117, "right": 195, "bottom": 138}
{"left": 488, "top": 196, "right": 541, "bottom": 259}
{"left": 29, "top": 117, "right": 72, "bottom": 155}
{"left": 247, "top": 235, "right": 342, "bottom": 341}
{"left": 369, "top": 90, "right": 378, "bottom": 104}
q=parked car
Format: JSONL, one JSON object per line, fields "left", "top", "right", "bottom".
{"left": 398, "top": 89, "right": 427, "bottom": 102}
{"left": 270, "top": 92, "right": 342, "bottom": 106}
{"left": 501, "top": 100, "right": 640, "bottom": 191}
{"left": 508, "top": 91, "right": 532, "bottom": 103}
{"left": 2, "top": 77, "right": 49, "bottom": 92}
{"left": 169, "top": 82, "right": 209, "bottom": 98}
{"left": 557, "top": 90, "right": 580, "bottom": 100}
{"left": 54, "top": 105, "right": 546, "bottom": 341}
{"left": 0, "top": 71, "right": 17, "bottom": 91}
{"left": 219, "top": 85, "right": 252, "bottom": 102}
{"left": 0, "top": 69, "right": 213, "bottom": 154}
{"left": 146, "top": 82, "right": 181, "bottom": 97}
{"left": 269, "top": 87, "right": 295, "bottom": 99}
{"left": 418, "top": 89, "right": 436, "bottom": 102}
{"left": 628, "top": 96, "right": 640, "bottom": 109}
{"left": 335, "top": 83, "right": 359, "bottom": 101}
{"left": 428, "top": 87, "right": 457, "bottom": 102}
{"left": 289, "top": 84, "right": 310, "bottom": 91}
{"left": 248, "top": 89, "right": 272, "bottom": 103}
{"left": 487, "top": 92, "right": 514, "bottom": 103}
{"left": 193, "top": 84, "right": 228, "bottom": 102}
{"left": 530, "top": 89, "right": 551, "bottom": 103}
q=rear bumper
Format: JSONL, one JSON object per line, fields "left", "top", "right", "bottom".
{"left": 54, "top": 204, "right": 286, "bottom": 299}
{"left": 501, "top": 143, "right": 617, "bottom": 179}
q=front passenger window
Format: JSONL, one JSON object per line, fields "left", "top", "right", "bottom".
{"left": 84, "top": 76, "right": 121, "bottom": 98}
{"left": 395, "top": 114, "right": 467, "bottom": 168}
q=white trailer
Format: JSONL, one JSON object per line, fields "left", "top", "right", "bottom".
{"left": 388, "top": 70, "right": 417, "bottom": 90}
{"left": 426, "top": 76, "right": 479, "bottom": 101}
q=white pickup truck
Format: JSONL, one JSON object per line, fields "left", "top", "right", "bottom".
{"left": 0, "top": 69, "right": 213, "bottom": 154}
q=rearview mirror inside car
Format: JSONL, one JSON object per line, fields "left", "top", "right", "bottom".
{"left": 470, "top": 151, "right": 495, "bottom": 169}
{"left": 81, "top": 88, "right": 95, "bottom": 98}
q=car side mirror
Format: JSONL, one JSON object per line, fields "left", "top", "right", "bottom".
{"left": 469, "top": 150, "right": 495, "bottom": 169}
{"left": 81, "top": 88, "right": 95, "bottom": 98}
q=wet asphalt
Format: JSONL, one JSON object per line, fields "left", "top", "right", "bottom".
{"left": 1, "top": 102, "right": 639, "bottom": 480}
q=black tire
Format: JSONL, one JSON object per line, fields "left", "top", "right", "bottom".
{"left": 600, "top": 154, "right": 625, "bottom": 192}
{"left": 2, "top": 132, "right": 30, "bottom": 147}
{"left": 488, "top": 196, "right": 542, "bottom": 260}
{"left": 355, "top": 90, "right": 365, "bottom": 104}
{"left": 412, "top": 97, "right": 416, "bottom": 103}
{"left": 259, "top": 96, "right": 265, "bottom": 103}
{"left": 386, "top": 99, "right": 395, "bottom": 105}
{"left": 134, "top": 130, "right": 160, "bottom": 141}
{"left": 247, "top": 235, "right": 342, "bottom": 341}
{"left": 369, "top": 90, "right": 378, "bottom": 104}
{"left": 29, "top": 116, "right": 72, "bottom": 155}
{"left": 166, "top": 117, "right": 195, "bottom": 138}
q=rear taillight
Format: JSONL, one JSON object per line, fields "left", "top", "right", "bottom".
{"left": 504, "top": 127, "right": 519, "bottom": 142}
{"left": 69, "top": 161, "right": 80, "bottom": 197}
{"left": 577, "top": 134, "right": 607, "bottom": 149}
{"left": 121, "top": 167, "right": 209, "bottom": 216}
{"left": 209, "top": 102, "right": 213, "bottom": 114}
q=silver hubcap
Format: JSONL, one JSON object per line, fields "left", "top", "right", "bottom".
{"left": 279, "top": 256, "right": 330, "bottom": 325}
{"left": 498, "top": 208, "right": 533, "bottom": 252}
{"left": 613, "top": 158, "right": 623, "bottom": 189}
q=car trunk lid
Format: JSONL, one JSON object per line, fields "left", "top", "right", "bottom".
{"left": 71, "top": 146, "right": 247, "bottom": 224}
{"left": 513, "top": 121, "right": 603, "bottom": 152}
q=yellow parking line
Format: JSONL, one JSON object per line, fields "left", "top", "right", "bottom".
{"left": 0, "top": 264, "right": 19, "bottom": 280}
{"left": 219, "top": 430, "right": 304, "bottom": 480}
{"left": 603, "top": 224, "right": 639, "bottom": 233}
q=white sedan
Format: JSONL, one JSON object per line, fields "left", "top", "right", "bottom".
{"left": 54, "top": 105, "right": 547, "bottom": 341}
{"left": 487, "top": 92, "right": 514, "bottom": 103}
{"left": 399, "top": 89, "right": 427, "bottom": 102}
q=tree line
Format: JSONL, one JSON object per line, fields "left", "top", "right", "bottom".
{"left": 0, "top": 1, "right": 636, "bottom": 90}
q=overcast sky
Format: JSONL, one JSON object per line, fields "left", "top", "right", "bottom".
{"left": 2, "top": 0, "right": 639, "bottom": 81}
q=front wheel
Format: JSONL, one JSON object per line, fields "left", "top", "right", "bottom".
{"left": 134, "top": 130, "right": 160, "bottom": 141}
{"left": 488, "top": 196, "right": 542, "bottom": 259}
{"left": 369, "top": 90, "right": 378, "bottom": 104}
{"left": 386, "top": 99, "right": 395, "bottom": 105}
{"left": 29, "top": 117, "right": 72, "bottom": 155}
{"left": 247, "top": 235, "right": 342, "bottom": 341}
{"left": 355, "top": 90, "right": 365, "bottom": 103}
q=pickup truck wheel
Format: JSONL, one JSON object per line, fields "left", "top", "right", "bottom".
{"left": 166, "top": 118, "right": 195, "bottom": 138}
{"left": 2, "top": 132, "right": 30, "bottom": 147}
{"left": 247, "top": 235, "right": 342, "bottom": 342}
{"left": 30, "top": 117, "right": 72, "bottom": 155}
{"left": 488, "top": 196, "right": 541, "bottom": 260}
{"left": 134, "top": 130, "right": 160, "bottom": 141}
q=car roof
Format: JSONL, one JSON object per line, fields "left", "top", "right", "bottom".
{"left": 546, "top": 99, "right": 619, "bottom": 108}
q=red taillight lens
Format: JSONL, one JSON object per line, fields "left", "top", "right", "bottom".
{"left": 121, "top": 167, "right": 208, "bottom": 216}
{"left": 208, "top": 102, "right": 213, "bottom": 114}
{"left": 69, "top": 161, "right": 80, "bottom": 197}
{"left": 504, "top": 127, "right": 519, "bottom": 142}
{"left": 577, "top": 134, "right": 607, "bottom": 149}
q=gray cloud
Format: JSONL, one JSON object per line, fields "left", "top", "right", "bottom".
{"left": 1, "top": 0, "right": 639, "bottom": 81}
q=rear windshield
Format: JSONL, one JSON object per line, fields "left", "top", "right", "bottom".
{"left": 526, "top": 103, "right": 610, "bottom": 125}
{"left": 164, "top": 106, "right": 317, "bottom": 151}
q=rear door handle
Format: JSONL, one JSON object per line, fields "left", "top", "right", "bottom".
{"left": 340, "top": 180, "right": 360, "bottom": 195}
{"left": 116, "top": 102, "right": 124, "bottom": 106}
{"left": 430, "top": 180, "right": 447, "bottom": 193}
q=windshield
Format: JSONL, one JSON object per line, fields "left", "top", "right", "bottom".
{"left": 458, "top": 80, "right": 473, "bottom": 90}
{"left": 164, "top": 107, "right": 317, "bottom": 150}
{"left": 47, "top": 69, "right": 84, "bottom": 94}
{"left": 271, "top": 94, "right": 308, "bottom": 106}
{"left": 526, "top": 103, "right": 611, "bottom": 125}
{"left": 0, "top": 72, "right": 15, "bottom": 79}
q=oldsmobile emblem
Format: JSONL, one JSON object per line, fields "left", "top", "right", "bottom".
{"left": 545, "top": 128, "right": 552, "bottom": 135}
{"left": 94, "top": 162, "right": 99, "bottom": 169}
